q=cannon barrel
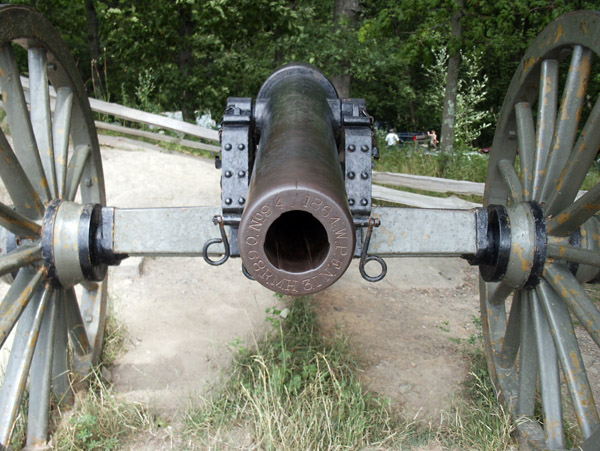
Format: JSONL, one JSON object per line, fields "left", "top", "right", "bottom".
{"left": 238, "top": 66, "right": 355, "bottom": 295}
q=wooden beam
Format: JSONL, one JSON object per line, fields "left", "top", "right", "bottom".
{"left": 372, "top": 184, "right": 481, "bottom": 209}
{"left": 95, "top": 121, "right": 219, "bottom": 153}
{"left": 20, "top": 76, "right": 219, "bottom": 142}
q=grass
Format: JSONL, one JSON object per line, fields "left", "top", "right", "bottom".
{"left": 184, "top": 296, "right": 409, "bottom": 449}
{"left": 435, "top": 345, "right": 515, "bottom": 450}
{"left": 6, "top": 306, "right": 162, "bottom": 450}
{"left": 183, "top": 297, "right": 516, "bottom": 450}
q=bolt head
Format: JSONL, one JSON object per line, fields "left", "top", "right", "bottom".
{"left": 238, "top": 170, "right": 246, "bottom": 178}
{"left": 238, "top": 143, "right": 246, "bottom": 151}
{"left": 225, "top": 198, "right": 233, "bottom": 205}
{"left": 360, "top": 198, "right": 368, "bottom": 206}
{"left": 361, "top": 145, "right": 369, "bottom": 152}
{"left": 224, "top": 170, "right": 232, "bottom": 178}
{"left": 224, "top": 143, "right": 232, "bottom": 151}
{"left": 348, "top": 144, "right": 356, "bottom": 152}
{"left": 361, "top": 172, "right": 369, "bottom": 179}
{"left": 348, "top": 198, "right": 355, "bottom": 206}
{"left": 238, "top": 197, "right": 246, "bottom": 205}
{"left": 347, "top": 171, "right": 355, "bottom": 179}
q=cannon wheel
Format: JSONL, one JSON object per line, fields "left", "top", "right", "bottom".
{"left": 0, "top": 5, "right": 107, "bottom": 447}
{"left": 482, "top": 11, "right": 600, "bottom": 449}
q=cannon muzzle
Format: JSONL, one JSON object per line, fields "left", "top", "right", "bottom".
{"left": 238, "top": 66, "right": 355, "bottom": 295}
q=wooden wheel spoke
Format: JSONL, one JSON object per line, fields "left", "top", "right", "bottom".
{"left": 547, "top": 94, "right": 600, "bottom": 216}
{"left": 0, "top": 44, "right": 50, "bottom": 201}
{"left": 498, "top": 159, "right": 523, "bottom": 204}
{"left": 0, "top": 202, "right": 41, "bottom": 237}
{"left": 540, "top": 46, "right": 592, "bottom": 203}
{"left": 0, "top": 284, "right": 51, "bottom": 445}
{"left": 28, "top": 47, "right": 57, "bottom": 197}
{"left": 0, "top": 129, "right": 44, "bottom": 219}
{"left": 0, "top": 268, "right": 44, "bottom": 348}
{"left": 27, "top": 289, "right": 58, "bottom": 448}
{"left": 547, "top": 243, "right": 600, "bottom": 269}
{"left": 53, "top": 87, "right": 73, "bottom": 199}
{"left": 0, "top": 243, "right": 42, "bottom": 279}
{"left": 66, "top": 144, "right": 91, "bottom": 201}
{"left": 65, "top": 287, "right": 91, "bottom": 357}
{"left": 537, "top": 280, "right": 600, "bottom": 439}
{"left": 547, "top": 182, "right": 600, "bottom": 236}
{"left": 530, "top": 290, "right": 565, "bottom": 448}
{"left": 488, "top": 281, "right": 514, "bottom": 305}
{"left": 515, "top": 102, "right": 535, "bottom": 199}
{"left": 545, "top": 263, "right": 600, "bottom": 348}
{"left": 499, "top": 291, "right": 521, "bottom": 368}
{"left": 51, "top": 291, "right": 73, "bottom": 405}
{"left": 533, "top": 60, "right": 559, "bottom": 201}
{"left": 516, "top": 290, "right": 537, "bottom": 416}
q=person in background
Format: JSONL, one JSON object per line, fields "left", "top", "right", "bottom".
{"left": 427, "top": 130, "right": 439, "bottom": 150}
{"left": 385, "top": 128, "right": 400, "bottom": 147}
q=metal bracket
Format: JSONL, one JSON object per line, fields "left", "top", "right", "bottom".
{"left": 220, "top": 97, "right": 253, "bottom": 218}
{"left": 342, "top": 99, "right": 374, "bottom": 218}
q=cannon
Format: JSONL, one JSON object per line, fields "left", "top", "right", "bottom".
{"left": 0, "top": 5, "right": 599, "bottom": 449}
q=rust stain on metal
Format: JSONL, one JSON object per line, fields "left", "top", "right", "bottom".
{"left": 512, "top": 243, "right": 532, "bottom": 272}
{"left": 523, "top": 56, "right": 537, "bottom": 74}
{"left": 554, "top": 23, "right": 565, "bottom": 43}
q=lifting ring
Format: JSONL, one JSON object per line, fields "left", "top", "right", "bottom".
{"left": 202, "top": 215, "right": 230, "bottom": 266}
{"left": 359, "top": 217, "right": 387, "bottom": 282}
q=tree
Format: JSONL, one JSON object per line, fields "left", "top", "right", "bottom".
{"left": 84, "top": 0, "right": 105, "bottom": 99}
{"left": 439, "top": 0, "right": 463, "bottom": 155}
{"left": 331, "top": 0, "right": 360, "bottom": 97}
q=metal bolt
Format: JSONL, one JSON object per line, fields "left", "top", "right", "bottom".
{"left": 360, "top": 198, "right": 368, "bottom": 206}
{"left": 85, "top": 315, "right": 93, "bottom": 323}
{"left": 348, "top": 198, "right": 355, "bottom": 206}
{"left": 347, "top": 171, "right": 355, "bottom": 179}
{"left": 360, "top": 172, "right": 369, "bottom": 180}
{"left": 238, "top": 170, "right": 246, "bottom": 178}
{"left": 224, "top": 143, "right": 232, "bottom": 151}
{"left": 238, "top": 197, "right": 246, "bottom": 205}
{"left": 225, "top": 198, "right": 233, "bottom": 205}
{"left": 85, "top": 178, "right": 93, "bottom": 187}
{"left": 348, "top": 144, "right": 356, "bottom": 152}
{"left": 361, "top": 145, "right": 369, "bottom": 152}
{"left": 224, "top": 170, "right": 232, "bottom": 178}
{"left": 238, "top": 143, "right": 246, "bottom": 151}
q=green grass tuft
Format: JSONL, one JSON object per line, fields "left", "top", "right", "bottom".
{"left": 184, "top": 296, "right": 410, "bottom": 449}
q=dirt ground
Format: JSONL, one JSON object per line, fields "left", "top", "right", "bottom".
{"left": 102, "top": 145, "right": 481, "bottom": 426}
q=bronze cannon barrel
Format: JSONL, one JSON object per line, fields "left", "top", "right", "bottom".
{"left": 238, "top": 66, "right": 355, "bottom": 295}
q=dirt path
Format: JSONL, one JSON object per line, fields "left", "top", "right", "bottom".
{"left": 104, "top": 146, "right": 480, "bottom": 424}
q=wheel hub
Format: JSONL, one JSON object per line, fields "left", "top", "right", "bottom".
{"left": 41, "top": 200, "right": 107, "bottom": 288}
{"left": 480, "top": 201, "right": 547, "bottom": 288}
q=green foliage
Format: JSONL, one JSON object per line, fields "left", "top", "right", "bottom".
{"left": 54, "top": 370, "right": 160, "bottom": 450}
{"left": 12, "top": 0, "right": 600, "bottom": 141}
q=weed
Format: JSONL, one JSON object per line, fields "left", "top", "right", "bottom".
{"left": 436, "top": 319, "right": 517, "bottom": 450}
{"left": 53, "top": 369, "right": 160, "bottom": 450}
{"left": 184, "top": 296, "right": 409, "bottom": 449}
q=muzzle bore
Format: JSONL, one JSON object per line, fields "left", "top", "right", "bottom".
{"left": 238, "top": 66, "right": 355, "bottom": 295}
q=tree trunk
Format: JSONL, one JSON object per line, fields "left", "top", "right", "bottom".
{"left": 440, "top": 0, "right": 463, "bottom": 155}
{"left": 331, "top": 0, "right": 359, "bottom": 98}
{"left": 84, "top": 0, "right": 105, "bottom": 99}
{"left": 177, "top": 3, "right": 196, "bottom": 123}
